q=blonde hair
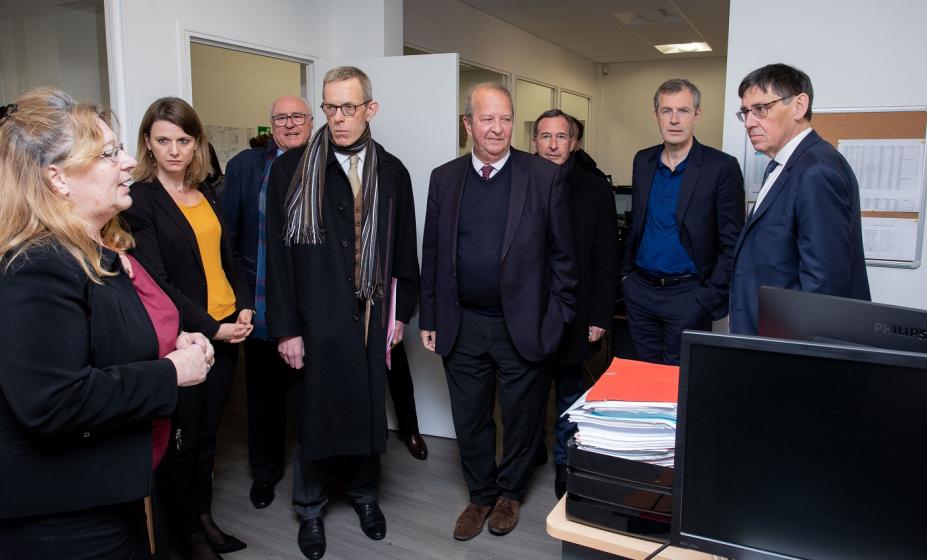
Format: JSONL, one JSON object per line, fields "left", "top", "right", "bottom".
{"left": 132, "top": 97, "right": 211, "bottom": 186}
{"left": 0, "top": 87, "right": 133, "bottom": 282}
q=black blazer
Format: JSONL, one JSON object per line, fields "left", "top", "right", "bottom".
{"left": 420, "top": 149, "right": 577, "bottom": 361}
{"left": 0, "top": 244, "right": 177, "bottom": 519}
{"left": 558, "top": 162, "right": 619, "bottom": 365}
{"left": 124, "top": 179, "right": 251, "bottom": 337}
{"left": 622, "top": 138, "right": 745, "bottom": 320}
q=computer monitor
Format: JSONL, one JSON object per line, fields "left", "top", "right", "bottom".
{"left": 672, "top": 331, "right": 927, "bottom": 560}
{"left": 759, "top": 286, "right": 927, "bottom": 353}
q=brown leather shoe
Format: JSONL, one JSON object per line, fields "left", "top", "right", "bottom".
{"left": 404, "top": 433, "right": 428, "bottom": 460}
{"left": 488, "top": 496, "right": 520, "bottom": 536}
{"left": 453, "top": 502, "right": 493, "bottom": 541}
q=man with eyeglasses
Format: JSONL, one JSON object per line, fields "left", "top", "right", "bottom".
{"left": 621, "top": 78, "right": 744, "bottom": 365}
{"left": 532, "top": 109, "right": 618, "bottom": 499}
{"left": 220, "top": 95, "right": 313, "bottom": 512}
{"left": 420, "top": 83, "right": 575, "bottom": 540}
{"left": 729, "top": 64, "right": 870, "bottom": 335}
{"left": 264, "top": 66, "right": 419, "bottom": 560}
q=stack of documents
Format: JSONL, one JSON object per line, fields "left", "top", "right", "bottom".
{"left": 565, "top": 359, "right": 679, "bottom": 467}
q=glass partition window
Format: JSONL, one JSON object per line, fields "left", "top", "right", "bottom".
{"left": 561, "top": 91, "right": 591, "bottom": 149}
{"left": 514, "top": 79, "right": 554, "bottom": 152}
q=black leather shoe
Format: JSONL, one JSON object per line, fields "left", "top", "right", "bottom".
{"left": 250, "top": 480, "right": 275, "bottom": 509}
{"left": 297, "top": 517, "right": 325, "bottom": 560}
{"left": 353, "top": 501, "right": 386, "bottom": 540}
{"left": 555, "top": 464, "right": 567, "bottom": 500}
{"left": 199, "top": 512, "right": 246, "bottom": 553}
{"left": 404, "top": 433, "right": 428, "bottom": 460}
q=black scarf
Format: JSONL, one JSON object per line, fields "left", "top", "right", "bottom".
{"left": 284, "top": 123, "right": 383, "bottom": 301}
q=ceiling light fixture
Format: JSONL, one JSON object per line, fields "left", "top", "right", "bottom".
{"left": 654, "top": 42, "right": 713, "bottom": 54}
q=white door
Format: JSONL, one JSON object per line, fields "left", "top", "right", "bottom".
{"left": 317, "top": 54, "right": 459, "bottom": 437}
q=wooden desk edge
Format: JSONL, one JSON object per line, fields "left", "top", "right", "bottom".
{"left": 546, "top": 498, "right": 723, "bottom": 560}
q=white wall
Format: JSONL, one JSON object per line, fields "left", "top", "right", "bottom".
{"left": 723, "top": 0, "right": 927, "bottom": 309}
{"left": 599, "top": 57, "right": 727, "bottom": 184}
{"left": 106, "top": 0, "right": 334, "bottom": 148}
{"left": 404, "top": 0, "right": 599, "bottom": 146}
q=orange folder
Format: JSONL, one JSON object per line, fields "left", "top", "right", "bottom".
{"left": 586, "top": 358, "right": 679, "bottom": 403}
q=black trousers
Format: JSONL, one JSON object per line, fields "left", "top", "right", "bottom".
{"left": 387, "top": 340, "right": 421, "bottom": 436}
{"left": 158, "top": 334, "right": 239, "bottom": 537}
{"left": 291, "top": 451, "right": 380, "bottom": 519}
{"left": 443, "top": 309, "right": 552, "bottom": 506}
{"left": 0, "top": 501, "right": 147, "bottom": 560}
{"left": 244, "top": 337, "right": 291, "bottom": 484}
{"left": 622, "top": 272, "right": 712, "bottom": 365}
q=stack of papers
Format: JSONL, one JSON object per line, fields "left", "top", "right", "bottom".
{"left": 565, "top": 359, "right": 679, "bottom": 467}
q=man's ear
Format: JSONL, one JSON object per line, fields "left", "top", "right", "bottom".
{"left": 365, "top": 100, "right": 379, "bottom": 121}
{"left": 46, "top": 164, "right": 70, "bottom": 197}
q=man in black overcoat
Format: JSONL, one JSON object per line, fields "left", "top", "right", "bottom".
{"left": 533, "top": 109, "right": 619, "bottom": 499}
{"left": 265, "top": 66, "right": 419, "bottom": 560}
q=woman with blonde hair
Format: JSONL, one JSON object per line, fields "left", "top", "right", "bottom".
{"left": 0, "top": 89, "right": 212, "bottom": 558}
{"left": 124, "top": 97, "right": 252, "bottom": 560}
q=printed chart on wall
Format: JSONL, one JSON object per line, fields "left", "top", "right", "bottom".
{"left": 838, "top": 138, "right": 926, "bottom": 266}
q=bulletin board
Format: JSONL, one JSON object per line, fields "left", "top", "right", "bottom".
{"left": 744, "top": 108, "right": 927, "bottom": 268}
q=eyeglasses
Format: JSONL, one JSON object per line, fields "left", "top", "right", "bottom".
{"left": 271, "top": 112, "right": 310, "bottom": 127}
{"left": 320, "top": 101, "right": 370, "bottom": 117}
{"left": 101, "top": 144, "right": 123, "bottom": 164}
{"left": 735, "top": 97, "right": 790, "bottom": 122}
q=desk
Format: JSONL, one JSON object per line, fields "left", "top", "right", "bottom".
{"left": 546, "top": 498, "right": 724, "bottom": 560}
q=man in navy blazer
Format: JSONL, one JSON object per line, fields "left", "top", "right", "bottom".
{"left": 220, "top": 95, "right": 313, "bottom": 509}
{"left": 730, "top": 64, "right": 870, "bottom": 335}
{"left": 621, "top": 79, "right": 745, "bottom": 364}
{"left": 419, "top": 83, "right": 575, "bottom": 540}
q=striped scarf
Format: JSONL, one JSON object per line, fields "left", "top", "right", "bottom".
{"left": 283, "top": 123, "right": 383, "bottom": 301}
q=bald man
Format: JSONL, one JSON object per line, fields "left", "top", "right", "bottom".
{"left": 220, "top": 95, "right": 313, "bottom": 509}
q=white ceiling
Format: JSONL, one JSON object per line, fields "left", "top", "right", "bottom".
{"left": 456, "top": 0, "right": 729, "bottom": 63}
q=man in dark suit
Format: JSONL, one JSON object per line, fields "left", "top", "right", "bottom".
{"left": 622, "top": 78, "right": 745, "bottom": 364}
{"left": 221, "top": 95, "right": 312, "bottom": 510}
{"left": 730, "top": 64, "right": 870, "bottom": 335}
{"left": 533, "top": 109, "right": 618, "bottom": 498}
{"left": 419, "top": 83, "right": 576, "bottom": 540}
{"left": 265, "top": 67, "right": 419, "bottom": 560}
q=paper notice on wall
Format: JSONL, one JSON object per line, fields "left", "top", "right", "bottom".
{"left": 861, "top": 216, "right": 918, "bottom": 261}
{"left": 743, "top": 149, "right": 773, "bottom": 202}
{"left": 839, "top": 139, "right": 925, "bottom": 211}
{"left": 204, "top": 124, "right": 256, "bottom": 172}
{"left": 838, "top": 138, "right": 926, "bottom": 265}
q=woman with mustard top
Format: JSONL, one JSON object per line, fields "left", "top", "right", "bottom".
{"left": 124, "top": 97, "right": 253, "bottom": 560}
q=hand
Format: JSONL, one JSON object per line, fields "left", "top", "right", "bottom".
{"left": 420, "top": 330, "right": 436, "bottom": 352}
{"left": 278, "top": 336, "right": 305, "bottom": 369}
{"left": 175, "top": 331, "right": 215, "bottom": 366}
{"left": 167, "top": 345, "right": 210, "bottom": 387}
{"left": 237, "top": 308, "right": 254, "bottom": 326}
{"left": 588, "top": 326, "right": 606, "bottom": 343}
{"left": 214, "top": 322, "right": 251, "bottom": 343}
{"left": 391, "top": 321, "right": 405, "bottom": 347}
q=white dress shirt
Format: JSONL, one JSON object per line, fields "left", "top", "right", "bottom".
{"left": 470, "top": 150, "right": 511, "bottom": 179}
{"left": 753, "top": 127, "right": 814, "bottom": 212}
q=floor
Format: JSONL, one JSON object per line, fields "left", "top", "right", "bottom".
{"left": 205, "top": 411, "right": 564, "bottom": 560}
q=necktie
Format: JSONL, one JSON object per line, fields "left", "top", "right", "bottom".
{"left": 762, "top": 159, "right": 779, "bottom": 185}
{"left": 348, "top": 154, "right": 361, "bottom": 198}
{"left": 480, "top": 164, "right": 494, "bottom": 180}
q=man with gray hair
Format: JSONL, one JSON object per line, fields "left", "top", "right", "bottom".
{"left": 420, "top": 82, "right": 575, "bottom": 540}
{"left": 265, "top": 67, "right": 420, "bottom": 559}
{"left": 621, "top": 78, "right": 744, "bottom": 364}
{"left": 221, "top": 95, "right": 312, "bottom": 511}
